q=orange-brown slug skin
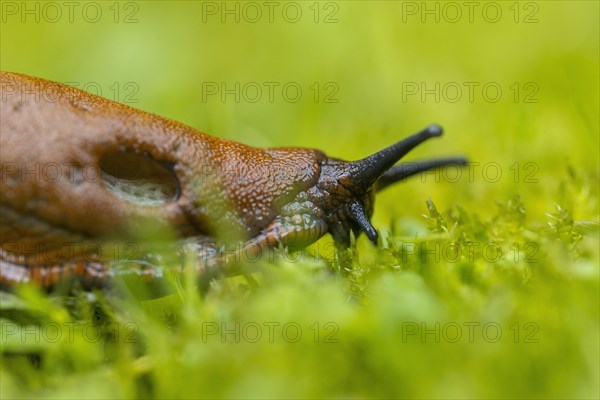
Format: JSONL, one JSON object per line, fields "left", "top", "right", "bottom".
{"left": 0, "top": 72, "right": 467, "bottom": 289}
{"left": 0, "top": 71, "right": 324, "bottom": 238}
{"left": 0, "top": 72, "right": 326, "bottom": 287}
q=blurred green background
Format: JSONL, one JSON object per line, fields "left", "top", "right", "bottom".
{"left": 1, "top": 1, "right": 598, "bottom": 399}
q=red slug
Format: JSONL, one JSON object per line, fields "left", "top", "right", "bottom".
{"left": 0, "top": 72, "right": 467, "bottom": 289}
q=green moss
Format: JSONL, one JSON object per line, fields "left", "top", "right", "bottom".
{"left": 1, "top": 187, "right": 598, "bottom": 398}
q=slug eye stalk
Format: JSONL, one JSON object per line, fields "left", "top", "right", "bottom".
{"left": 344, "top": 124, "right": 444, "bottom": 193}
{"left": 376, "top": 156, "right": 469, "bottom": 191}
{"left": 325, "top": 124, "right": 467, "bottom": 247}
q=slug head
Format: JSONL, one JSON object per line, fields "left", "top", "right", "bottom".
{"left": 294, "top": 124, "right": 467, "bottom": 249}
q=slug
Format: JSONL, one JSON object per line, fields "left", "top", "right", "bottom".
{"left": 0, "top": 71, "right": 467, "bottom": 289}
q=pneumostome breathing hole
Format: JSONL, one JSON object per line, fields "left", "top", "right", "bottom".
{"left": 99, "top": 151, "right": 179, "bottom": 206}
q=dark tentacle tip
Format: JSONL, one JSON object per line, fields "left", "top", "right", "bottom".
{"left": 358, "top": 222, "right": 378, "bottom": 245}
{"left": 426, "top": 124, "right": 443, "bottom": 137}
{"left": 348, "top": 202, "right": 379, "bottom": 245}
{"left": 364, "top": 228, "right": 378, "bottom": 245}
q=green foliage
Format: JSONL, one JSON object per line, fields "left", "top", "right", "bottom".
{"left": 1, "top": 187, "right": 598, "bottom": 399}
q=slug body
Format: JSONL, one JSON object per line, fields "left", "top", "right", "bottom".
{"left": 0, "top": 72, "right": 466, "bottom": 289}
